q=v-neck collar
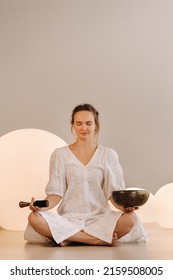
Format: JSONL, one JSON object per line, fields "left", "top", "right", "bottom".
{"left": 66, "top": 144, "right": 100, "bottom": 167}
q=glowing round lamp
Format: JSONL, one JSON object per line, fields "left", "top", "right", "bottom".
{"left": 0, "top": 129, "right": 66, "bottom": 231}
{"left": 153, "top": 183, "right": 173, "bottom": 228}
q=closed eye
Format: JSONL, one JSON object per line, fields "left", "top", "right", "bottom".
{"left": 76, "top": 121, "right": 93, "bottom": 126}
{"left": 76, "top": 122, "right": 82, "bottom": 126}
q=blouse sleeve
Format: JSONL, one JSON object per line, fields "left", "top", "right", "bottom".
{"left": 45, "top": 148, "right": 66, "bottom": 197}
{"left": 103, "top": 148, "right": 125, "bottom": 199}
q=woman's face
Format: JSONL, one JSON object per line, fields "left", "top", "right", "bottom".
{"left": 72, "top": 110, "right": 96, "bottom": 141}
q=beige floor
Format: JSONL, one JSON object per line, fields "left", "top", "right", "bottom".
{"left": 0, "top": 223, "right": 173, "bottom": 260}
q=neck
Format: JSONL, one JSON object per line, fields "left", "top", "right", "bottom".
{"left": 72, "top": 139, "right": 98, "bottom": 150}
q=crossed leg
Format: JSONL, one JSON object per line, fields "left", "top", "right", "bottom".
{"left": 28, "top": 211, "right": 53, "bottom": 240}
{"left": 28, "top": 211, "right": 136, "bottom": 246}
{"left": 59, "top": 230, "right": 118, "bottom": 247}
{"left": 114, "top": 212, "right": 137, "bottom": 239}
{"left": 61, "top": 212, "right": 136, "bottom": 246}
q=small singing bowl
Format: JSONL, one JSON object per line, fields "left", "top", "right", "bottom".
{"left": 111, "top": 189, "right": 150, "bottom": 208}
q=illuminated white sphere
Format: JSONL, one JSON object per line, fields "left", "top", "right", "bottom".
{"left": 153, "top": 183, "right": 173, "bottom": 228}
{"left": 0, "top": 129, "right": 66, "bottom": 231}
{"left": 135, "top": 192, "right": 155, "bottom": 223}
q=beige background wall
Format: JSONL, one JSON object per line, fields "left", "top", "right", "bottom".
{"left": 0, "top": 0, "right": 173, "bottom": 193}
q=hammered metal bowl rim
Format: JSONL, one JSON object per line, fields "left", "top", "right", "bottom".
{"left": 112, "top": 189, "right": 149, "bottom": 194}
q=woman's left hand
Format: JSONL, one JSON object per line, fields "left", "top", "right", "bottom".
{"left": 123, "top": 206, "right": 139, "bottom": 212}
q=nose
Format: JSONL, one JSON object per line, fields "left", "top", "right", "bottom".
{"left": 81, "top": 124, "right": 87, "bottom": 130}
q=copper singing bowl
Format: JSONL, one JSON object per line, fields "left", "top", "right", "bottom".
{"left": 111, "top": 189, "right": 150, "bottom": 208}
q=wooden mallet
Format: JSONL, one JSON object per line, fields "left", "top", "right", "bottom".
{"left": 19, "top": 200, "right": 49, "bottom": 208}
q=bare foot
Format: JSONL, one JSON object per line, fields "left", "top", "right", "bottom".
{"left": 111, "top": 232, "right": 118, "bottom": 246}
{"left": 59, "top": 240, "right": 73, "bottom": 247}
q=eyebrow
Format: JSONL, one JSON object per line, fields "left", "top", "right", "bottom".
{"left": 76, "top": 121, "right": 93, "bottom": 124}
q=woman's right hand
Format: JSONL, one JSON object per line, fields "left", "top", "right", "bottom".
{"left": 29, "top": 194, "right": 62, "bottom": 212}
{"left": 29, "top": 197, "right": 40, "bottom": 211}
